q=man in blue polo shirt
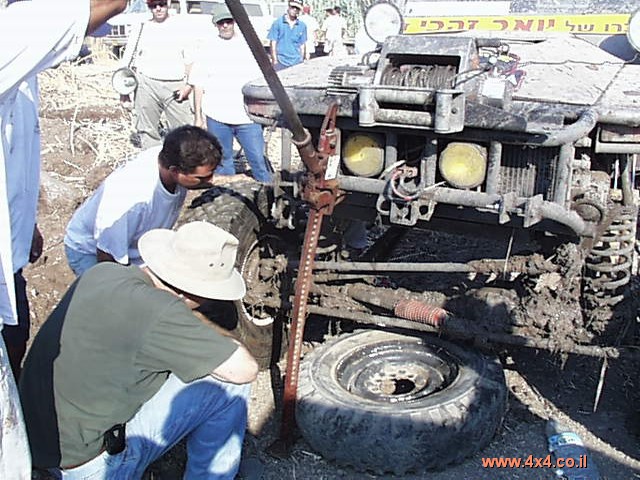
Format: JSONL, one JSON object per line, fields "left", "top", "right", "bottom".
{"left": 268, "top": 0, "right": 307, "bottom": 70}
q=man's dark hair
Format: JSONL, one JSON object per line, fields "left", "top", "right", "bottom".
{"left": 159, "top": 126, "right": 222, "bottom": 172}
{"left": 334, "top": 6, "right": 341, "bottom": 14}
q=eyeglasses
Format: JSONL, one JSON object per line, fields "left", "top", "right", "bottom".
{"left": 149, "top": 1, "right": 167, "bottom": 9}
{"left": 216, "top": 19, "right": 234, "bottom": 26}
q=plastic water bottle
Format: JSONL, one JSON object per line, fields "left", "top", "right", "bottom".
{"left": 546, "top": 419, "right": 600, "bottom": 480}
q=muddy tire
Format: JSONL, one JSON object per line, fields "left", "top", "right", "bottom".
{"left": 296, "top": 330, "right": 507, "bottom": 475}
{"left": 181, "top": 182, "right": 290, "bottom": 369}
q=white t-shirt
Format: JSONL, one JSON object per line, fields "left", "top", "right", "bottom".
{"left": 189, "top": 32, "right": 261, "bottom": 125}
{"left": 299, "top": 14, "right": 319, "bottom": 52}
{"left": 125, "top": 16, "right": 195, "bottom": 81}
{"left": 0, "top": 0, "right": 89, "bottom": 326}
{"left": 0, "top": 2, "right": 91, "bottom": 477}
{"left": 64, "top": 147, "right": 187, "bottom": 266}
{"left": 322, "top": 14, "right": 345, "bottom": 43}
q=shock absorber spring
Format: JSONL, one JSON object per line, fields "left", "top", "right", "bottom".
{"left": 584, "top": 205, "right": 638, "bottom": 307}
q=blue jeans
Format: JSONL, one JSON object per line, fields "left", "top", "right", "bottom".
{"left": 206, "top": 117, "right": 272, "bottom": 183}
{"left": 52, "top": 374, "right": 251, "bottom": 480}
{"left": 64, "top": 244, "right": 98, "bottom": 277}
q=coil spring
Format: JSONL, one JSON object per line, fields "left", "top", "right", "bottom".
{"left": 380, "top": 64, "right": 457, "bottom": 89}
{"left": 584, "top": 205, "right": 638, "bottom": 306}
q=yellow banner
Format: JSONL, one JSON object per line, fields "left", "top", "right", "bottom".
{"left": 404, "top": 14, "right": 630, "bottom": 35}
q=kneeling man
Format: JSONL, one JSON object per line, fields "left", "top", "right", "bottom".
{"left": 20, "top": 222, "right": 258, "bottom": 479}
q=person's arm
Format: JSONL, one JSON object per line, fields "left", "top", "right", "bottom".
{"left": 175, "top": 63, "right": 193, "bottom": 101}
{"left": 193, "top": 86, "right": 205, "bottom": 128}
{"left": 188, "top": 62, "right": 205, "bottom": 127}
{"left": 29, "top": 224, "right": 43, "bottom": 264}
{"left": 120, "top": 21, "right": 142, "bottom": 69}
{"left": 87, "top": 0, "right": 127, "bottom": 35}
{"left": 210, "top": 340, "right": 258, "bottom": 384}
{"left": 135, "top": 283, "right": 259, "bottom": 385}
{"left": 300, "top": 24, "right": 308, "bottom": 60}
{"left": 268, "top": 21, "right": 279, "bottom": 65}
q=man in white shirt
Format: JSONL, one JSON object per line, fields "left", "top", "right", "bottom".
{"left": 299, "top": 4, "right": 320, "bottom": 60}
{"left": 0, "top": 1, "right": 127, "bottom": 477}
{"left": 64, "top": 126, "right": 220, "bottom": 276}
{"left": 121, "top": 0, "right": 196, "bottom": 149}
{"left": 321, "top": 5, "right": 347, "bottom": 56}
{"left": 189, "top": 5, "right": 272, "bottom": 183}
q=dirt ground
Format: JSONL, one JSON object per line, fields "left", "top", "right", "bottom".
{"left": 24, "top": 54, "right": 640, "bottom": 479}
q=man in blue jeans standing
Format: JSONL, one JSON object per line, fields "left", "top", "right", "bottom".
{"left": 268, "top": 0, "right": 307, "bottom": 70}
{"left": 190, "top": 4, "right": 272, "bottom": 183}
{"left": 20, "top": 222, "right": 258, "bottom": 479}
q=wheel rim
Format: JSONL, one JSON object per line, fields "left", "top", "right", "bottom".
{"left": 240, "top": 234, "right": 289, "bottom": 326}
{"left": 336, "top": 339, "right": 459, "bottom": 403}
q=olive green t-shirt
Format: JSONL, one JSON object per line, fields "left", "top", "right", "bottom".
{"left": 19, "top": 263, "right": 238, "bottom": 468}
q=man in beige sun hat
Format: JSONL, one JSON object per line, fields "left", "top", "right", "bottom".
{"left": 20, "top": 221, "right": 257, "bottom": 478}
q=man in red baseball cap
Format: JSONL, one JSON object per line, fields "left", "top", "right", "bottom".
{"left": 299, "top": 4, "right": 320, "bottom": 59}
{"left": 119, "top": 0, "right": 196, "bottom": 148}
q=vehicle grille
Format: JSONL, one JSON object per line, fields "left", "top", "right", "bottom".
{"left": 498, "top": 145, "right": 558, "bottom": 199}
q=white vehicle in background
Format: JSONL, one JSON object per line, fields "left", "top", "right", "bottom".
{"left": 104, "top": 0, "right": 153, "bottom": 49}
{"left": 269, "top": 1, "right": 288, "bottom": 19}
{"left": 104, "top": 0, "right": 273, "bottom": 53}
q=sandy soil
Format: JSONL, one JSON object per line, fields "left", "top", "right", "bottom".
{"left": 24, "top": 55, "right": 640, "bottom": 479}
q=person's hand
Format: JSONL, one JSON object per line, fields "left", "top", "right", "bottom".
{"left": 175, "top": 84, "right": 192, "bottom": 102}
{"left": 119, "top": 94, "right": 133, "bottom": 110}
{"left": 29, "top": 225, "right": 43, "bottom": 264}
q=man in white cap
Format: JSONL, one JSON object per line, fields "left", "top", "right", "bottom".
{"left": 299, "top": 4, "right": 319, "bottom": 60}
{"left": 20, "top": 221, "right": 258, "bottom": 479}
{"left": 120, "top": 0, "right": 196, "bottom": 149}
{"left": 321, "top": 5, "right": 347, "bottom": 56}
{"left": 189, "top": 5, "right": 272, "bottom": 183}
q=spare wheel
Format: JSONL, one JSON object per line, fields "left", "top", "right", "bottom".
{"left": 296, "top": 329, "right": 507, "bottom": 475}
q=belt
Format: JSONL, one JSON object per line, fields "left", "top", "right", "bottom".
{"left": 139, "top": 72, "right": 183, "bottom": 82}
{"left": 62, "top": 446, "right": 106, "bottom": 470}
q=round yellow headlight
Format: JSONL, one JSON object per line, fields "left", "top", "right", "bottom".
{"left": 439, "top": 142, "right": 487, "bottom": 189}
{"left": 343, "top": 134, "right": 384, "bottom": 177}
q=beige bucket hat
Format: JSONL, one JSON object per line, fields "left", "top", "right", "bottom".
{"left": 139, "top": 221, "right": 246, "bottom": 300}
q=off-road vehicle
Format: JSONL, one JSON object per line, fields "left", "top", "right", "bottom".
{"left": 181, "top": 0, "right": 640, "bottom": 474}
